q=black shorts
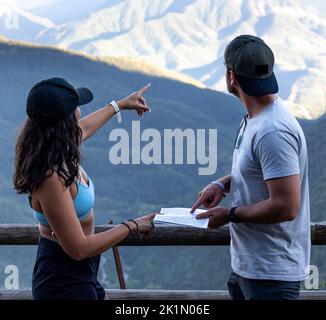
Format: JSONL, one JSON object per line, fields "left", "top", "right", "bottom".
{"left": 32, "top": 236, "right": 105, "bottom": 300}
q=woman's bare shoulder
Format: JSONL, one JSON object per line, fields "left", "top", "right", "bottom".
{"left": 36, "top": 170, "right": 68, "bottom": 195}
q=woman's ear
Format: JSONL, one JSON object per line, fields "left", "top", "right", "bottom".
{"left": 75, "top": 107, "right": 81, "bottom": 121}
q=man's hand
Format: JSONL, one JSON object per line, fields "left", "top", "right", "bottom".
{"left": 196, "top": 206, "right": 229, "bottom": 229}
{"left": 191, "top": 184, "right": 224, "bottom": 213}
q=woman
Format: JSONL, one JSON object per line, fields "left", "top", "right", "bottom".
{"left": 13, "top": 77, "right": 156, "bottom": 300}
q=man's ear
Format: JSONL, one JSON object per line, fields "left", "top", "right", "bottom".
{"left": 230, "top": 71, "right": 237, "bottom": 86}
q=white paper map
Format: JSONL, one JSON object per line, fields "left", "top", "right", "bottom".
{"left": 154, "top": 208, "right": 209, "bottom": 229}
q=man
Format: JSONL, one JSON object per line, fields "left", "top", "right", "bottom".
{"left": 191, "top": 35, "right": 310, "bottom": 300}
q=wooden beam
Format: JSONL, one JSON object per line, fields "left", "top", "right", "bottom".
{"left": 0, "top": 222, "right": 325, "bottom": 246}
{"left": 0, "top": 289, "right": 325, "bottom": 300}
{"left": 311, "top": 222, "right": 326, "bottom": 245}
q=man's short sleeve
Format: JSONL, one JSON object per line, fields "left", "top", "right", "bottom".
{"left": 254, "top": 130, "right": 300, "bottom": 180}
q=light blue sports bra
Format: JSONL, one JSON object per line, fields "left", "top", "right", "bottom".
{"left": 31, "top": 168, "right": 95, "bottom": 226}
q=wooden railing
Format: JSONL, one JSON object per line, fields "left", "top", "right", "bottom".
{"left": 1, "top": 289, "right": 326, "bottom": 300}
{"left": 1, "top": 222, "right": 326, "bottom": 300}
{"left": 1, "top": 222, "right": 326, "bottom": 245}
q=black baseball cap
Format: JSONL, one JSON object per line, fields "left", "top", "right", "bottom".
{"left": 224, "top": 35, "right": 278, "bottom": 96}
{"left": 26, "top": 77, "right": 93, "bottom": 123}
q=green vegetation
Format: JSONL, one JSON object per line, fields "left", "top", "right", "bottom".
{"left": 0, "top": 39, "right": 325, "bottom": 290}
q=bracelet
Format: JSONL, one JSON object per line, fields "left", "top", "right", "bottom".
{"left": 128, "top": 219, "right": 139, "bottom": 232}
{"left": 109, "top": 100, "right": 122, "bottom": 123}
{"left": 120, "top": 222, "right": 132, "bottom": 234}
{"left": 210, "top": 180, "right": 225, "bottom": 192}
{"left": 210, "top": 181, "right": 226, "bottom": 199}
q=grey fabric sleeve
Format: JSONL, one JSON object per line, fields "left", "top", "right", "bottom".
{"left": 254, "top": 130, "right": 300, "bottom": 180}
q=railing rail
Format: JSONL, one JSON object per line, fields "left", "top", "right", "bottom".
{"left": 0, "top": 222, "right": 325, "bottom": 245}
{"left": 0, "top": 289, "right": 326, "bottom": 300}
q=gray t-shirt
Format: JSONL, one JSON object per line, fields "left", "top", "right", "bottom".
{"left": 229, "top": 96, "right": 310, "bottom": 281}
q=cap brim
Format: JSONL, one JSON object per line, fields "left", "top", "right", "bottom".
{"left": 77, "top": 87, "right": 94, "bottom": 106}
{"left": 236, "top": 72, "right": 279, "bottom": 96}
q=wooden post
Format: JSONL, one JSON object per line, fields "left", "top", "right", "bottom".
{"left": 112, "top": 247, "right": 126, "bottom": 289}
{"left": 108, "top": 220, "right": 126, "bottom": 289}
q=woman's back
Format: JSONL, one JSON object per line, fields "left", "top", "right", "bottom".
{"left": 30, "top": 167, "right": 95, "bottom": 241}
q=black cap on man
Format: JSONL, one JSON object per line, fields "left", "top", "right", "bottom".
{"left": 224, "top": 35, "right": 278, "bottom": 96}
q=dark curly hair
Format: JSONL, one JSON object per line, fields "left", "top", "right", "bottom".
{"left": 13, "top": 113, "right": 82, "bottom": 194}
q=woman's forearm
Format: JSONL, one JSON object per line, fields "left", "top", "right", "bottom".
{"left": 79, "top": 103, "right": 116, "bottom": 141}
{"left": 79, "top": 88, "right": 150, "bottom": 141}
{"left": 77, "top": 223, "right": 136, "bottom": 260}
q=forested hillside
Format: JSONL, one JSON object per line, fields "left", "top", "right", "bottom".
{"left": 0, "top": 38, "right": 324, "bottom": 289}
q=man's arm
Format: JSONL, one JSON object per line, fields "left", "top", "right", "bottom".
{"left": 234, "top": 174, "right": 300, "bottom": 223}
{"left": 236, "top": 130, "right": 301, "bottom": 223}
{"left": 196, "top": 174, "right": 300, "bottom": 228}
{"left": 197, "top": 130, "right": 302, "bottom": 228}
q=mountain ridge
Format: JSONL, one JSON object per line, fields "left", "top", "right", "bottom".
{"left": 0, "top": 37, "right": 243, "bottom": 290}
{"left": 0, "top": 37, "right": 325, "bottom": 290}
{"left": 2, "top": 0, "right": 324, "bottom": 119}
{"left": 0, "top": 36, "right": 202, "bottom": 88}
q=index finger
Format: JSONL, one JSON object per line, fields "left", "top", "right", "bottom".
{"left": 137, "top": 83, "right": 151, "bottom": 95}
{"left": 147, "top": 213, "right": 156, "bottom": 220}
{"left": 190, "top": 196, "right": 204, "bottom": 213}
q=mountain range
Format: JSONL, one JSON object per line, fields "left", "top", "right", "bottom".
{"left": 1, "top": 0, "right": 325, "bottom": 119}
{"left": 0, "top": 37, "right": 242, "bottom": 290}
{"left": 0, "top": 37, "right": 325, "bottom": 290}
